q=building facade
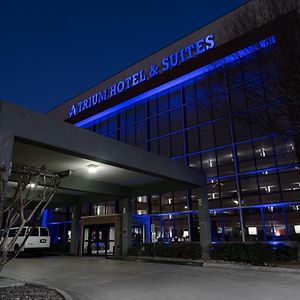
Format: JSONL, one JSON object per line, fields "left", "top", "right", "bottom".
{"left": 46, "top": 0, "right": 300, "bottom": 251}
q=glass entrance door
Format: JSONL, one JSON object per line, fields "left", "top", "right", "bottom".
{"left": 82, "top": 224, "right": 115, "bottom": 256}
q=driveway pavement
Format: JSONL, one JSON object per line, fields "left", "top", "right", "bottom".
{"left": 2, "top": 256, "right": 300, "bottom": 300}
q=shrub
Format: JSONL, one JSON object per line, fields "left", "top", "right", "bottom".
{"left": 49, "top": 243, "right": 70, "bottom": 254}
{"left": 210, "top": 243, "right": 299, "bottom": 265}
{"left": 128, "top": 242, "right": 201, "bottom": 259}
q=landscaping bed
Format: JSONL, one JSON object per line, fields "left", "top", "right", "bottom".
{"left": 128, "top": 242, "right": 299, "bottom": 267}
{"left": 0, "top": 284, "right": 64, "bottom": 300}
{"left": 210, "top": 242, "right": 299, "bottom": 265}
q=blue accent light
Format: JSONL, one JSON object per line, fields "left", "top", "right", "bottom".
{"left": 133, "top": 210, "right": 198, "bottom": 218}
{"left": 47, "top": 221, "right": 72, "bottom": 225}
{"left": 210, "top": 201, "right": 300, "bottom": 213}
{"left": 76, "top": 36, "right": 276, "bottom": 128}
{"left": 206, "top": 163, "right": 299, "bottom": 182}
{"left": 41, "top": 209, "right": 48, "bottom": 227}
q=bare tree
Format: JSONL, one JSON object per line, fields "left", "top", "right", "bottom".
{"left": 220, "top": 0, "right": 300, "bottom": 160}
{"left": 0, "top": 164, "right": 60, "bottom": 273}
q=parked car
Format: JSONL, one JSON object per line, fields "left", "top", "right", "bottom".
{"left": 1, "top": 226, "right": 50, "bottom": 253}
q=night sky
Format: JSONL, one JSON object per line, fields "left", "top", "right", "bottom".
{"left": 0, "top": 0, "right": 245, "bottom": 113}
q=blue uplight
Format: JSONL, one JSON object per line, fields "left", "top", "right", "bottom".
{"left": 41, "top": 209, "right": 48, "bottom": 227}
{"left": 76, "top": 36, "right": 276, "bottom": 128}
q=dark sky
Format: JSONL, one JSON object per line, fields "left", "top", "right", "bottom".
{"left": 0, "top": 0, "right": 245, "bottom": 113}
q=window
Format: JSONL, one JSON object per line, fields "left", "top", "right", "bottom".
{"left": 30, "top": 228, "right": 39, "bottom": 236}
{"left": 186, "top": 128, "right": 200, "bottom": 154}
{"left": 171, "top": 133, "right": 184, "bottom": 157}
{"left": 169, "top": 86, "right": 181, "bottom": 108}
{"left": 183, "top": 79, "right": 195, "bottom": 103}
{"left": 158, "top": 113, "right": 170, "bottom": 135}
{"left": 40, "top": 228, "right": 49, "bottom": 237}
{"left": 157, "top": 90, "right": 169, "bottom": 113}
{"left": 170, "top": 108, "right": 182, "bottom": 132}
{"left": 199, "top": 124, "right": 214, "bottom": 149}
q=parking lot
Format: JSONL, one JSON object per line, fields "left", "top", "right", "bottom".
{"left": 2, "top": 256, "right": 300, "bottom": 300}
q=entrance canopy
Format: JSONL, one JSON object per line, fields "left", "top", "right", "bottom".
{"left": 0, "top": 101, "right": 205, "bottom": 206}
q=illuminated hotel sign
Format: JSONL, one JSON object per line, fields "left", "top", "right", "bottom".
{"left": 68, "top": 34, "right": 215, "bottom": 118}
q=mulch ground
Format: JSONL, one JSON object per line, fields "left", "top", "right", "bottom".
{"left": 0, "top": 284, "right": 64, "bottom": 300}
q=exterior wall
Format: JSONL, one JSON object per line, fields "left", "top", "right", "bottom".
{"left": 73, "top": 35, "right": 300, "bottom": 244}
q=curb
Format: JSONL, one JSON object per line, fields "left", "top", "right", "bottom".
{"left": 203, "top": 262, "right": 300, "bottom": 274}
{"left": 115, "top": 256, "right": 203, "bottom": 266}
{"left": 116, "top": 256, "right": 300, "bottom": 274}
{"left": 0, "top": 276, "right": 73, "bottom": 300}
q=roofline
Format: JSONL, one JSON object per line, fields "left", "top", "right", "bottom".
{"left": 46, "top": 0, "right": 249, "bottom": 113}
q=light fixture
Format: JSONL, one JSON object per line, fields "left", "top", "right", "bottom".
{"left": 87, "top": 164, "right": 98, "bottom": 174}
{"left": 29, "top": 183, "right": 36, "bottom": 188}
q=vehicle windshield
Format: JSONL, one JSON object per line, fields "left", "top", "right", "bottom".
{"left": 8, "top": 228, "right": 26, "bottom": 237}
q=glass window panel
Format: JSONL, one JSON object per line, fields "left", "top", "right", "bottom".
{"left": 279, "top": 169, "right": 300, "bottom": 193}
{"left": 209, "top": 69, "right": 226, "bottom": 94}
{"left": 148, "top": 96, "right": 157, "bottom": 116}
{"left": 159, "top": 136, "right": 171, "bottom": 158}
{"left": 151, "top": 195, "right": 160, "bottom": 214}
{"left": 108, "top": 116, "right": 117, "bottom": 132}
{"left": 161, "top": 192, "right": 173, "bottom": 213}
{"left": 184, "top": 103, "right": 198, "bottom": 127}
{"left": 214, "top": 119, "right": 231, "bottom": 146}
{"left": 243, "top": 208, "right": 264, "bottom": 241}
{"left": 157, "top": 90, "right": 169, "bottom": 113}
{"left": 169, "top": 86, "right": 181, "bottom": 108}
{"left": 171, "top": 133, "right": 184, "bottom": 157}
{"left": 197, "top": 98, "right": 212, "bottom": 123}
{"left": 237, "top": 142, "right": 254, "bottom": 162}
{"left": 158, "top": 113, "right": 170, "bottom": 136}
{"left": 149, "top": 117, "right": 158, "bottom": 139}
{"left": 263, "top": 207, "right": 286, "bottom": 241}
{"left": 212, "top": 93, "right": 227, "bottom": 119}
{"left": 241, "top": 175, "right": 260, "bottom": 205}
{"left": 136, "top": 121, "right": 146, "bottom": 143}
{"left": 119, "top": 128, "right": 126, "bottom": 143}
{"left": 136, "top": 101, "right": 145, "bottom": 121}
{"left": 126, "top": 108, "right": 135, "bottom": 125}
{"left": 245, "top": 79, "right": 265, "bottom": 109}
{"left": 183, "top": 79, "right": 195, "bottom": 103}
{"left": 188, "top": 154, "right": 201, "bottom": 170}
{"left": 201, "top": 151, "right": 217, "bottom": 178}
{"left": 217, "top": 147, "right": 234, "bottom": 176}
{"left": 126, "top": 125, "right": 135, "bottom": 145}
{"left": 220, "top": 179, "right": 237, "bottom": 200}
{"left": 195, "top": 75, "right": 209, "bottom": 99}
{"left": 174, "top": 191, "right": 187, "bottom": 212}
{"left": 199, "top": 123, "right": 214, "bottom": 149}
{"left": 230, "top": 86, "right": 247, "bottom": 114}
{"left": 226, "top": 59, "right": 243, "bottom": 88}
{"left": 186, "top": 128, "right": 200, "bottom": 154}
{"left": 285, "top": 205, "right": 300, "bottom": 240}
{"left": 120, "top": 111, "right": 126, "bottom": 128}
{"left": 149, "top": 140, "right": 159, "bottom": 154}
{"left": 233, "top": 113, "right": 251, "bottom": 142}
{"left": 222, "top": 210, "right": 242, "bottom": 241}
{"left": 241, "top": 52, "right": 261, "bottom": 81}
{"left": 170, "top": 108, "right": 182, "bottom": 132}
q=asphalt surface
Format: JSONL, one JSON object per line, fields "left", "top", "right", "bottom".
{"left": 2, "top": 256, "right": 300, "bottom": 300}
